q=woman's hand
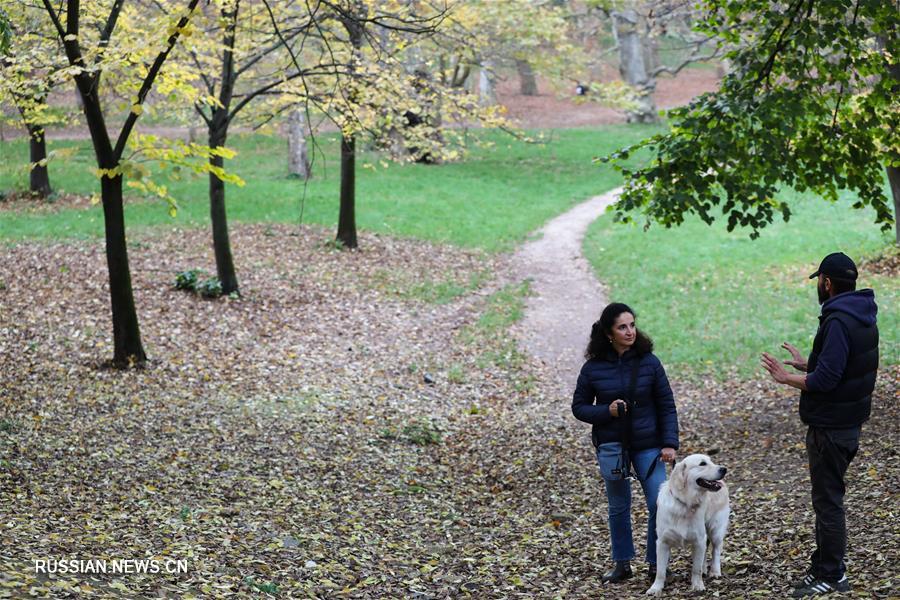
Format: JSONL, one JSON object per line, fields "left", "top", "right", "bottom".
{"left": 661, "top": 447, "right": 676, "bottom": 463}
{"left": 609, "top": 400, "right": 627, "bottom": 417}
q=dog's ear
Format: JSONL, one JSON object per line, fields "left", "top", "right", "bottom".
{"left": 670, "top": 460, "right": 687, "bottom": 495}
{"left": 680, "top": 459, "right": 691, "bottom": 491}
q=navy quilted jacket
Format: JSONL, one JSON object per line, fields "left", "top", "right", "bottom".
{"left": 572, "top": 349, "right": 679, "bottom": 450}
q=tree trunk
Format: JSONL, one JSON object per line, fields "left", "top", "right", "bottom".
{"left": 336, "top": 134, "right": 357, "bottom": 248}
{"left": 516, "top": 59, "right": 538, "bottom": 95}
{"left": 15, "top": 95, "right": 52, "bottom": 196}
{"left": 337, "top": 12, "right": 362, "bottom": 249}
{"left": 205, "top": 0, "right": 240, "bottom": 296}
{"left": 447, "top": 55, "right": 471, "bottom": 88}
{"left": 75, "top": 77, "right": 146, "bottom": 367}
{"left": 613, "top": 9, "right": 659, "bottom": 124}
{"left": 28, "top": 124, "right": 51, "bottom": 197}
{"left": 888, "top": 165, "right": 900, "bottom": 246}
{"left": 478, "top": 59, "right": 497, "bottom": 107}
{"left": 101, "top": 173, "right": 147, "bottom": 366}
{"left": 716, "top": 58, "right": 732, "bottom": 79}
{"left": 287, "top": 109, "right": 311, "bottom": 179}
{"left": 884, "top": 35, "right": 900, "bottom": 245}
{"left": 209, "top": 118, "right": 239, "bottom": 295}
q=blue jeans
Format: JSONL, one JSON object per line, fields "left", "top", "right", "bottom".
{"left": 596, "top": 443, "right": 667, "bottom": 564}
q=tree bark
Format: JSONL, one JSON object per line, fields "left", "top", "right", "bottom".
{"left": 205, "top": 0, "right": 240, "bottom": 296}
{"left": 209, "top": 117, "right": 239, "bottom": 295}
{"left": 28, "top": 124, "right": 51, "bottom": 197}
{"left": 15, "top": 94, "right": 52, "bottom": 196}
{"left": 613, "top": 9, "right": 659, "bottom": 124}
{"left": 101, "top": 172, "right": 147, "bottom": 366}
{"left": 716, "top": 58, "right": 732, "bottom": 79}
{"left": 287, "top": 108, "right": 311, "bottom": 179}
{"left": 884, "top": 35, "right": 900, "bottom": 245}
{"left": 888, "top": 165, "right": 900, "bottom": 246}
{"left": 478, "top": 59, "right": 497, "bottom": 107}
{"left": 48, "top": 0, "right": 200, "bottom": 367}
{"left": 74, "top": 77, "right": 146, "bottom": 366}
{"left": 336, "top": 11, "right": 362, "bottom": 249}
{"left": 447, "top": 55, "right": 470, "bottom": 88}
{"left": 337, "top": 134, "right": 357, "bottom": 248}
{"left": 516, "top": 59, "right": 538, "bottom": 96}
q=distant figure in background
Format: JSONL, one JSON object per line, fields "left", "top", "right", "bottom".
{"left": 572, "top": 302, "right": 679, "bottom": 585}
{"left": 575, "top": 82, "right": 589, "bottom": 96}
{"left": 761, "top": 252, "right": 879, "bottom": 598}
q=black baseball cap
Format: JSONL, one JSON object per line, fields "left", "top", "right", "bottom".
{"left": 809, "top": 252, "right": 858, "bottom": 281}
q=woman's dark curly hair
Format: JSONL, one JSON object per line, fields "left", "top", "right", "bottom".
{"left": 585, "top": 302, "right": 654, "bottom": 360}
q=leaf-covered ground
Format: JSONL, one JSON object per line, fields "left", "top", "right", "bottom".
{"left": 1, "top": 225, "right": 897, "bottom": 598}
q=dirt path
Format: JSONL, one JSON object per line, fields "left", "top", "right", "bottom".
{"left": 511, "top": 188, "right": 620, "bottom": 392}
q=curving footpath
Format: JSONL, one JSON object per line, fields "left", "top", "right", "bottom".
{"left": 511, "top": 187, "right": 622, "bottom": 393}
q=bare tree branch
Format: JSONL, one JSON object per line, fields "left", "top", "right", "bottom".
{"left": 651, "top": 43, "right": 722, "bottom": 77}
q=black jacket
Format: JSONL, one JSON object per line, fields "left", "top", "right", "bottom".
{"left": 800, "top": 289, "right": 879, "bottom": 428}
{"left": 572, "top": 350, "right": 679, "bottom": 451}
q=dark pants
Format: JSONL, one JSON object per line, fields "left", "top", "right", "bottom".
{"left": 805, "top": 425, "right": 860, "bottom": 582}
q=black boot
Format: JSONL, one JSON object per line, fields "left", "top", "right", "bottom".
{"left": 601, "top": 560, "right": 633, "bottom": 583}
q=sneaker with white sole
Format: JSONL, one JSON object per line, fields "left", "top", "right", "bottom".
{"left": 793, "top": 573, "right": 816, "bottom": 589}
{"left": 791, "top": 575, "right": 850, "bottom": 597}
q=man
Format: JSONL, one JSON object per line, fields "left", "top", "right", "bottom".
{"left": 761, "top": 252, "right": 879, "bottom": 597}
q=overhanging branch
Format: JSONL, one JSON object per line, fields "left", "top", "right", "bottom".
{"left": 113, "top": 0, "right": 202, "bottom": 160}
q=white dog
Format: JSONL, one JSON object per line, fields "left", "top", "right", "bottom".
{"left": 647, "top": 453, "right": 730, "bottom": 596}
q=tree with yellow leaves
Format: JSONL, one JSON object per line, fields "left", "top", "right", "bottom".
{"left": 163, "top": 0, "right": 347, "bottom": 293}
{"left": 18, "top": 0, "right": 217, "bottom": 366}
{"left": 237, "top": 0, "right": 448, "bottom": 250}
{"left": 0, "top": 3, "right": 71, "bottom": 197}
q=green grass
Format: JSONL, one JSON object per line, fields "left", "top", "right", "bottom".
{"left": 0, "top": 125, "right": 660, "bottom": 251}
{"left": 460, "top": 280, "right": 533, "bottom": 371}
{"left": 473, "top": 280, "right": 531, "bottom": 333}
{"left": 4, "top": 125, "right": 894, "bottom": 381}
{"left": 584, "top": 189, "right": 898, "bottom": 378}
{"left": 366, "top": 267, "right": 491, "bottom": 305}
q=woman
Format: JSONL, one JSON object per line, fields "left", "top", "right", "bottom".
{"left": 572, "top": 302, "right": 679, "bottom": 583}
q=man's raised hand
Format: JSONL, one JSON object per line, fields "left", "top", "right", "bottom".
{"left": 781, "top": 342, "right": 807, "bottom": 372}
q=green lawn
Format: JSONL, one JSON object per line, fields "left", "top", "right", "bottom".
{"left": 0, "top": 126, "right": 659, "bottom": 251}
{"left": 2, "top": 124, "right": 895, "bottom": 379}
{"left": 584, "top": 189, "right": 898, "bottom": 378}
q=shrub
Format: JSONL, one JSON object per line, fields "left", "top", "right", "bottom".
{"left": 198, "top": 277, "right": 223, "bottom": 299}
{"left": 174, "top": 269, "right": 223, "bottom": 299}
{"left": 402, "top": 420, "right": 442, "bottom": 446}
{"left": 174, "top": 269, "right": 201, "bottom": 291}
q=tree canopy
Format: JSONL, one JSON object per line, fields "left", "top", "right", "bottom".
{"left": 606, "top": 0, "right": 900, "bottom": 241}
{"left": 0, "top": 6, "right": 10, "bottom": 54}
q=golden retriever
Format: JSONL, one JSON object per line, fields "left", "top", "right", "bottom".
{"left": 647, "top": 453, "right": 730, "bottom": 595}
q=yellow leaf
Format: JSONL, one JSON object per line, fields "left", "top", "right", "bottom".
{"left": 131, "top": 104, "right": 143, "bottom": 116}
